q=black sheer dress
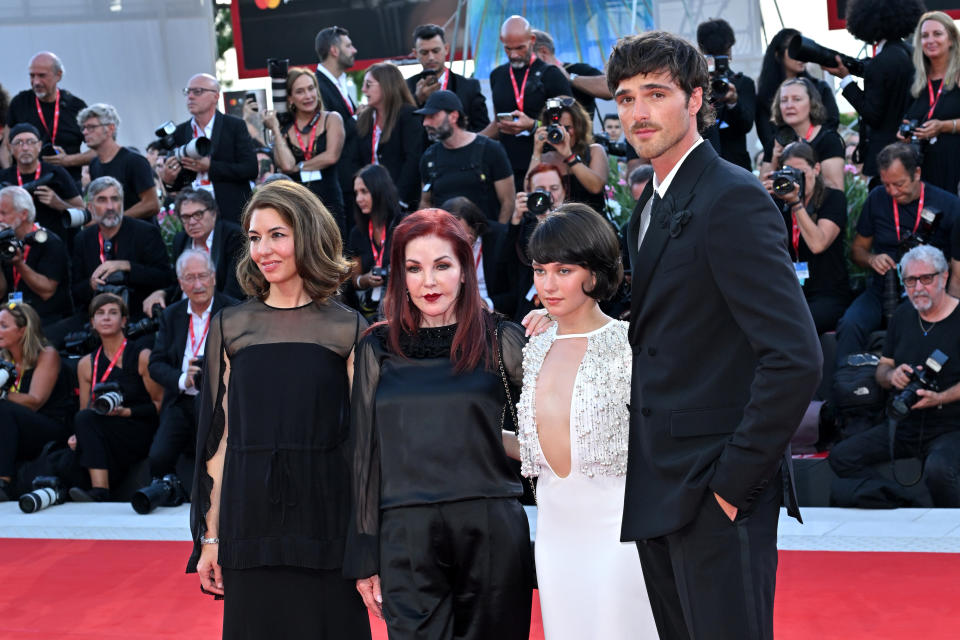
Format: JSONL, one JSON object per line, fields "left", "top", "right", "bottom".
{"left": 345, "top": 317, "right": 533, "bottom": 639}
{"left": 187, "top": 298, "right": 371, "bottom": 640}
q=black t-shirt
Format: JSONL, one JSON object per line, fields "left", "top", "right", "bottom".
{"left": 6, "top": 89, "right": 87, "bottom": 183}
{"left": 1, "top": 226, "right": 72, "bottom": 325}
{"left": 88, "top": 147, "right": 155, "bottom": 213}
{"left": 489, "top": 59, "right": 572, "bottom": 176}
{"left": 788, "top": 187, "right": 848, "bottom": 299}
{"left": 421, "top": 136, "right": 513, "bottom": 221}
{"left": 564, "top": 61, "right": 604, "bottom": 121}
{"left": 884, "top": 300, "right": 960, "bottom": 428}
{"left": 0, "top": 163, "right": 80, "bottom": 242}
{"left": 809, "top": 126, "right": 844, "bottom": 162}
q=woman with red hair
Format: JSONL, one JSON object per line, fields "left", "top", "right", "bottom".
{"left": 346, "top": 208, "right": 533, "bottom": 639}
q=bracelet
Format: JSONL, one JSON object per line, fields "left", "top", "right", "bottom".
{"left": 354, "top": 274, "right": 363, "bottom": 289}
{"left": 564, "top": 154, "right": 582, "bottom": 167}
{"left": 789, "top": 201, "right": 803, "bottom": 210}
{"left": 953, "top": 120, "right": 957, "bottom": 134}
{"left": 200, "top": 536, "right": 219, "bottom": 545}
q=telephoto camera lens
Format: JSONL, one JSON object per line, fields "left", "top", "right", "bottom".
{"left": 63, "top": 207, "right": 92, "bottom": 229}
{"left": 19, "top": 476, "right": 66, "bottom": 513}
{"left": 267, "top": 58, "right": 290, "bottom": 115}
{"left": 91, "top": 382, "right": 124, "bottom": 415}
{"left": 546, "top": 124, "right": 564, "bottom": 144}
{"left": 131, "top": 474, "right": 188, "bottom": 515}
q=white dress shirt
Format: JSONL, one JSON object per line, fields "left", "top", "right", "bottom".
{"left": 638, "top": 137, "right": 704, "bottom": 247}
{"left": 177, "top": 300, "right": 213, "bottom": 396}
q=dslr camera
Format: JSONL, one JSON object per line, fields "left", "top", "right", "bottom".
{"left": 131, "top": 473, "right": 189, "bottom": 515}
{"left": 371, "top": 266, "right": 388, "bottom": 278}
{"left": 91, "top": 381, "right": 124, "bottom": 415}
{"left": 0, "top": 358, "right": 17, "bottom": 394}
{"left": 96, "top": 271, "right": 129, "bottom": 307}
{"left": 543, "top": 97, "right": 567, "bottom": 145}
{"left": 152, "top": 121, "right": 211, "bottom": 161}
{"left": 899, "top": 119, "right": 921, "bottom": 144}
{"left": 593, "top": 131, "right": 629, "bottom": 157}
{"left": 19, "top": 476, "right": 67, "bottom": 513}
{"left": 706, "top": 55, "right": 737, "bottom": 101}
{"left": 62, "top": 325, "right": 101, "bottom": 357}
{"left": 899, "top": 207, "right": 942, "bottom": 254}
{"left": 527, "top": 189, "right": 552, "bottom": 217}
{"left": 124, "top": 303, "right": 164, "bottom": 341}
{"left": 770, "top": 165, "right": 805, "bottom": 202}
{"left": 0, "top": 226, "right": 48, "bottom": 262}
{"left": 889, "top": 349, "right": 949, "bottom": 421}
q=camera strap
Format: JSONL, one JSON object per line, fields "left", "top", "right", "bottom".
{"left": 892, "top": 183, "right": 924, "bottom": 242}
{"left": 11, "top": 225, "right": 39, "bottom": 291}
{"left": 16, "top": 165, "right": 42, "bottom": 186}
{"left": 189, "top": 312, "right": 211, "bottom": 359}
{"left": 368, "top": 221, "right": 385, "bottom": 268}
{"left": 927, "top": 79, "right": 944, "bottom": 120}
{"left": 91, "top": 338, "right": 127, "bottom": 396}
{"left": 370, "top": 112, "right": 381, "bottom": 164}
{"left": 97, "top": 231, "right": 114, "bottom": 264}
{"left": 35, "top": 90, "right": 60, "bottom": 146}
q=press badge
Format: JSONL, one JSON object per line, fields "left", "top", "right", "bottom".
{"left": 794, "top": 262, "right": 809, "bottom": 285}
{"left": 8, "top": 292, "right": 23, "bottom": 304}
{"left": 300, "top": 169, "right": 322, "bottom": 183}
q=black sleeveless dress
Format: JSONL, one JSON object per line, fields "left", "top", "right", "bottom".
{"left": 282, "top": 113, "right": 345, "bottom": 221}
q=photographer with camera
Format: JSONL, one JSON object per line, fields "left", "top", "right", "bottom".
{"left": 0, "top": 186, "right": 71, "bottom": 326}
{"left": 820, "top": 0, "right": 922, "bottom": 184}
{"left": 0, "top": 123, "right": 83, "bottom": 245}
{"left": 762, "top": 142, "right": 850, "bottom": 333}
{"left": 347, "top": 165, "right": 400, "bottom": 321}
{"left": 81, "top": 104, "right": 159, "bottom": 221}
{"left": 836, "top": 143, "right": 959, "bottom": 365}
{"left": 895, "top": 12, "right": 960, "bottom": 196}
{"left": 418, "top": 91, "right": 514, "bottom": 223}
{"left": 0, "top": 302, "right": 75, "bottom": 502}
{"left": 70, "top": 293, "right": 159, "bottom": 502}
{"left": 159, "top": 74, "right": 258, "bottom": 225}
{"left": 528, "top": 96, "right": 608, "bottom": 216}
{"left": 696, "top": 19, "right": 757, "bottom": 172}
{"left": 146, "top": 250, "right": 235, "bottom": 486}
{"left": 830, "top": 245, "right": 960, "bottom": 507}
{"left": 141, "top": 189, "right": 244, "bottom": 317}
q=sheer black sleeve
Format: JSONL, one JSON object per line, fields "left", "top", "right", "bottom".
{"left": 344, "top": 331, "right": 384, "bottom": 579}
{"left": 499, "top": 319, "right": 526, "bottom": 390}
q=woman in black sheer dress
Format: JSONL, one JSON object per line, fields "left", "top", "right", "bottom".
{"left": 187, "top": 181, "right": 371, "bottom": 639}
{"left": 346, "top": 208, "right": 533, "bottom": 639}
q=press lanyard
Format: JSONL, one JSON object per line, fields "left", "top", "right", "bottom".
{"left": 892, "top": 183, "right": 925, "bottom": 242}
{"left": 189, "top": 312, "right": 211, "bottom": 359}
{"left": 474, "top": 239, "right": 483, "bottom": 269}
{"left": 16, "top": 165, "right": 42, "bottom": 185}
{"left": 368, "top": 221, "right": 385, "bottom": 267}
{"left": 791, "top": 215, "right": 801, "bottom": 258}
{"left": 91, "top": 338, "right": 127, "bottom": 396}
{"left": 12, "top": 363, "right": 23, "bottom": 393}
{"left": 439, "top": 70, "right": 450, "bottom": 91}
{"left": 98, "top": 231, "right": 112, "bottom": 264}
{"left": 35, "top": 90, "right": 60, "bottom": 145}
{"left": 927, "top": 79, "right": 944, "bottom": 120}
{"left": 12, "top": 225, "right": 38, "bottom": 290}
{"left": 804, "top": 124, "right": 815, "bottom": 141}
{"left": 371, "top": 112, "right": 381, "bottom": 164}
{"left": 509, "top": 56, "right": 535, "bottom": 112}
{"left": 293, "top": 110, "right": 323, "bottom": 161}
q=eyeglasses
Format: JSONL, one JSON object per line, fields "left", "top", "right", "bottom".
{"left": 903, "top": 272, "right": 941, "bottom": 288}
{"left": 179, "top": 209, "right": 210, "bottom": 224}
{"left": 182, "top": 87, "right": 218, "bottom": 97}
{"left": 81, "top": 123, "right": 105, "bottom": 132}
{"left": 179, "top": 272, "right": 214, "bottom": 284}
{"left": 11, "top": 139, "right": 40, "bottom": 148}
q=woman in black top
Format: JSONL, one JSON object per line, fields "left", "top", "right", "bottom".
{"left": 70, "top": 293, "right": 161, "bottom": 502}
{"left": 355, "top": 63, "right": 424, "bottom": 210}
{"left": 899, "top": 12, "right": 960, "bottom": 195}
{"left": 756, "top": 28, "right": 840, "bottom": 164}
{"left": 188, "top": 182, "right": 370, "bottom": 639}
{"left": 264, "top": 68, "right": 346, "bottom": 233}
{"left": 347, "top": 164, "right": 401, "bottom": 321}
{"left": 763, "top": 142, "right": 850, "bottom": 333}
{"left": 347, "top": 209, "right": 533, "bottom": 639}
{"left": 0, "top": 301, "right": 75, "bottom": 500}
{"left": 528, "top": 96, "right": 608, "bottom": 215}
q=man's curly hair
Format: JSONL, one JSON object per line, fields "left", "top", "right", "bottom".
{"left": 845, "top": 0, "right": 926, "bottom": 43}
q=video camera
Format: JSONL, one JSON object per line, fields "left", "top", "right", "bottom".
{"left": 593, "top": 131, "right": 629, "bottom": 157}
{"left": 770, "top": 165, "right": 805, "bottom": 202}
{"left": 19, "top": 476, "right": 66, "bottom": 513}
{"left": 152, "top": 121, "right": 211, "bottom": 161}
{"left": 705, "top": 55, "right": 738, "bottom": 101}
{"left": 787, "top": 35, "right": 865, "bottom": 77}
{"left": 0, "top": 226, "right": 48, "bottom": 262}
{"left": 91, "top": 381, "right": 123, "bottom": 415}
{"left": 131, "top": 473, "right": 188, "bottom": 515}
{"left": 889, "top": 349, "right": 949, "bottom": 421}
{"left": 0, "top": 359, "right": 17, "bottom": 394}
{"left": 267, "top": 58, "right": 290, "bottom": 117}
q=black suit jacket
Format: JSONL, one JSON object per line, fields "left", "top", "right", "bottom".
{"left": 705, "top": 73, "right": 757, "bottom": 171}
{"left": 406, "top": 70, "right": 490, "bottom": 132}
{"left": 354, "top": 105, "right": 424, "bottom": 208}
{"left": 622, "top": 142, "right": 821, "bottom": 541}
{"left": 316, "top": 69, "right": 359, "bottom": 196}
{"left": 167, "top": 219, "right": 246, "bottom": 301}
{"left": 169, "top": 111, "right": 258, "bottom": 224}
{"left": 147, "top": 292, "right": 235, "bottom": 410}
{"left": 842, "top": 39, "right": 914, "bottom": 177}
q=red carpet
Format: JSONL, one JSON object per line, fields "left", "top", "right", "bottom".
{"left": 0, "top": 539, "right": 955, "bottom": 639}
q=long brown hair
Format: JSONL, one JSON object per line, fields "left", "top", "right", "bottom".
{"left": 356, "top": 63, "right": 415, "bottom": 143}
{"left": 374, "top": 208, "right": 493, "bottom": 372}
{"left": 237, "top": 181, "right": 352, "bottom": 303}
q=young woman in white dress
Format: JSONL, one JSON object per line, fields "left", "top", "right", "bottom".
{"left": 506, "top": 203, "right": 658, "bottom": 639}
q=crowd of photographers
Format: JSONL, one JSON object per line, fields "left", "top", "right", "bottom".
{"left": 1, "top": 0, "right": 960, "bottom": 512}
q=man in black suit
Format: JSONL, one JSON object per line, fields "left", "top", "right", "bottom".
{"left": 609, "top": 32, "right": 821, "bottom": 639}
{"left": 147, "top": 249, "right": 235, "bottom": 480}
{"left": 406, "top": 24, "right": 489, "bottom": 133}
{"left": 159, "top": 73, "right": 258, "bottom": 225}
{"left": 823, "top": 0, "right": 923, "bottom": 182}
{"left": 141, "top": 188, "right": 244, "bottom": 316}
{"left": 315, "top": 26, "right": 360, "bottom": 222}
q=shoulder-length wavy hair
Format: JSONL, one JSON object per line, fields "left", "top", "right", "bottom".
{"left": 285, "top": 67, "right": 325, "bottom": 115}
{"left": 374, "top": 208, "right": 494, "bottom": 373}
{"left": 353, "top": 163, "right": 400, "bottom": 231}
{"left": 771, "top": 77, "right": 827, "bottom": 127}
{"left": 237, "top": 181, "right": 352, "bottom": 303}
{"left": 538, "top": 95, "right": 592, "bottom": 157}
{"left": 0, "top": 302, "right": 48, "bottom": 370}
{"left": 911, "top": 12, "right": 960, "bottom": 97}
{"left": 356, "top": 63, "right": 416, "bottom": 144}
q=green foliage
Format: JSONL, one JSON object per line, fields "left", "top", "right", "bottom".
{"left": 214, "top": 4, "right": 233, "bottom": 62}
{"left": 844, "top": 166, "right": 870, "bottom": 289}
{"left": 838, "top": 112, "right": 859, "bottom": 129}
{"left": 158, "top": 208, "right": 184, "bottom": 265}
{"left": 604, "top": 156, "right": 635, "bottom": 229}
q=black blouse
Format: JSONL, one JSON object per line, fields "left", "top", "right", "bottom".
{"left": 344, "top": 317, "right": 526, "bottom": 579}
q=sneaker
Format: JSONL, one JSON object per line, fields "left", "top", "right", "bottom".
{"left": 69, "top": 487, "right": 109, "bottom": 502}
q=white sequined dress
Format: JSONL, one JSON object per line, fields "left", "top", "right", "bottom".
{"left": 517, "top": 320, "right": 657, "bottom": 639}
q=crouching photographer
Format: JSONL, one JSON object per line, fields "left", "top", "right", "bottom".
{"left": 69, "top": 293, "right": 160, "bottom": 502}
{"left": 830, "top": 246, "right": 960, "bottom": 507}
{"left": 762, "top": 142, "right": 850, "bottom": 333}
{"left": 0, "top": 302, "right": 76, "bottom": 501}
{"left": 142, "top": 250, "right": 235, "bottom": 512}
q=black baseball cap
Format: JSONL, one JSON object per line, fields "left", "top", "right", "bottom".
{"left": 414, "top": 90, "right": 464, "bottom": 115}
